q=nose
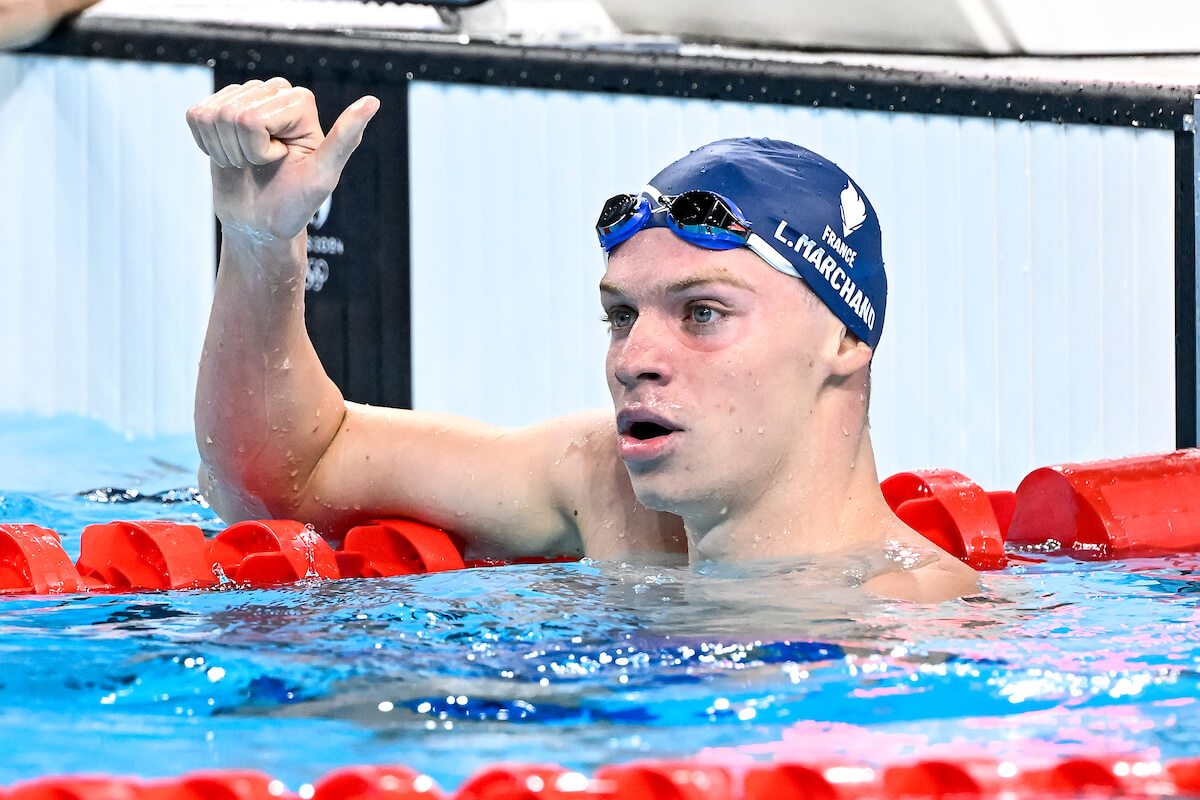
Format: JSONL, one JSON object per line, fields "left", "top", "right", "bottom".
{"left": 610, "top": 315, "right": 674, "bottom": 388}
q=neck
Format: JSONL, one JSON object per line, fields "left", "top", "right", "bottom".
{"left": 682, "top": 401, "right": 902, "bottom": 564}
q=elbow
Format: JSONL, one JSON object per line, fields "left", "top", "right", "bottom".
{"left": 196, "top": 454, "right": 305, "bottom": 525}
{"left": 197, "top": 461, "right": 270, "bottom": 524}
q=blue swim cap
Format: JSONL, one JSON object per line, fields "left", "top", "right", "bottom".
{"left": 647, "top": 138, "right": 886, "bottom": 349}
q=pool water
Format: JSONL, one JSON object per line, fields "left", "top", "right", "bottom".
{"left": 2, "top": 413, "right": 1199, "bottom": 791}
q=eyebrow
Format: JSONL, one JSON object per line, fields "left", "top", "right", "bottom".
{"left": 599, "top": 269, "right": 756, "bottom": 298}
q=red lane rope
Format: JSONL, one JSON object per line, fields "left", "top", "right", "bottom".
{"left": 6, "top": 755, "right": 1200, "bottom": 799}
{"left": 6, "top": 448, "right": 1200, "bottom": 594}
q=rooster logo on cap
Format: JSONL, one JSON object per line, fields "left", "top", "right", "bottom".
{"left": 840, "top": 181, "right": 867, "bottom": 238}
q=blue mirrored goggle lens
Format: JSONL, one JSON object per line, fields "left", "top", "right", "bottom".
{"left": 596, "top": 193, "right": 651, "bottom": 251}
{"left": 666, "top": 190, "right": 750, "bottom": 249}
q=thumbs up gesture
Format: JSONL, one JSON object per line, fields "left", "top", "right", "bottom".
{"left": 185, "top": 77, "right": 379, "bottom": 242}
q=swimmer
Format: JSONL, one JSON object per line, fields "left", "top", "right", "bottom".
{"left": 0, "top": 0, "right": 99, "bottom": 50}
{"left": 186, "top": 78, "right": 979, "bottom": 602}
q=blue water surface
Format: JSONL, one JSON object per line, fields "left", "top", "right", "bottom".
{"left": 2, "top": 413, "right": 1199, "bottom": 792}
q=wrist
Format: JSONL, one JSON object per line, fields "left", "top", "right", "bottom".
{"left": 221, "top": 226, "right": 308, "bottom": 263}
{"left": 219, "top": 226, "right": 309, "bottom": 285}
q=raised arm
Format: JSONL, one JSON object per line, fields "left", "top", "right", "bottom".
{"left": 188, "top": 78, "right": 376, "bottom": 524}
{"left": 187, "top": 80, "right": 682, "bottom": 560}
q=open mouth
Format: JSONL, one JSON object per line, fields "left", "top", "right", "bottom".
{"left": 629, "top": 421, "right": 674, "bottom": 440}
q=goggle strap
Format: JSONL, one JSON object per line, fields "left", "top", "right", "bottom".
{"left": 746, "top": 233, "right": 802, "bottom": 279}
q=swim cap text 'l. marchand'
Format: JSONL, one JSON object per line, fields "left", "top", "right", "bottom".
{"left": 643, "top": 138, "right": 887, "bottom": 349}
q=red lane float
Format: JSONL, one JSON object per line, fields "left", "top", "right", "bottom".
{"left": 593, "top": 762, "right": 732, "bottom": 800}
{"left": 880, "top": 469, "right": 1010, "bottom": 570}
{"left": 144, "top": 771, "right": 287, "bottom": 800}
{"left": 456, "top": 765, "right": 578, "bottom": 800}
{"left": 338, "top": 520, "right": 466, "bottom": 578}
{"left": 313, "top": 765, "right": 444, "bottom": 800}
{"left": 743, "top": 762, "right": 874, "bottom": 799}
{"left": 1007, "top": 449, "right": 1200, "bottom": 558}
{"left": 1016, "top": 755, "right": 1170, "bottom": 797}
{"left": 881, "top": 759, "right": 1001, "bottom": 798}
{"left": 1169, "top": 756, "right": 1200, "bottom": 795}
{"left": 0, "top": 524, "right": 86, "bottom": 594}
{"left": 75, "top": 521, "right": 216, "bottom": 591}
{"left": 210, "top": 520, "right": 340, "bottom": 584}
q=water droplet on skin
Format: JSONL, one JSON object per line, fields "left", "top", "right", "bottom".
{"left": 719, "top": 506, "right": 728, "bottom": 516}
{"left": 735, "top": 426, "right": 744, "bottom": 434}
{"left": 205, "top": 436, "right": 213, "bottom": 444}
{"left": 757, "top": 427, "right": 765, "bottom": 434}
{"left": 842, "top": 426, "right": 850, "bottom": 436}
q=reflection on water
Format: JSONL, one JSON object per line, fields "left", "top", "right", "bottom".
{"left": 1, "top": 482, "right": 1199, "bottom": 790}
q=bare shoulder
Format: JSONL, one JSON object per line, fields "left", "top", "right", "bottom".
{"left": 863, "top": 552, "right": 980, "bottom": 603}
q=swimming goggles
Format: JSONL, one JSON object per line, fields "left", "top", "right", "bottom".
{"left": 595, "top": 186, "right": 799, "bottom": 278}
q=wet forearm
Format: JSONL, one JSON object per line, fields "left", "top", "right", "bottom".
{"left": 195, "top": 230, "right": 347, "bottom": 520}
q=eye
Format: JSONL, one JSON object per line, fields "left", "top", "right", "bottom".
{"left": 602, "top": 307, "right": 636, "bottom": 331}
{"left": 687, "top": 304, "right": 723, "bottom": 325}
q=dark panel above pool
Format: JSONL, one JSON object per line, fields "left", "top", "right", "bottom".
{"left": 214, "top": 67, "right": 412, "bottom": 409}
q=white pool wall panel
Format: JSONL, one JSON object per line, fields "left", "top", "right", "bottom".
{"left": 409, "top": 81, "right": 1176, "bottom": 492}
{"left": 0, "top": 54, "right": 214, "bottom": 438}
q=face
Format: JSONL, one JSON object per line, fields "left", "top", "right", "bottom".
{"left": 600, "top": 228, "right": 843, "bottom": 524}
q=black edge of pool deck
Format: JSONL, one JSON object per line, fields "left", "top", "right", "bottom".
{"left": 29, "top": 16, "right": 1200, "bottom": 130}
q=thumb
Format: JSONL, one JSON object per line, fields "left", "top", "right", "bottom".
{"left": 315, "top": 95, "right": 380, "bottom": 181}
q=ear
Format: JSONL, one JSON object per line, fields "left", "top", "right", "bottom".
{"left": 829, "top": 327, "right": 873, "bottom": 377}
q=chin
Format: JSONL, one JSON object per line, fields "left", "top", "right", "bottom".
{"left": 626, "top": 468, "right": 711, "bottom": 519}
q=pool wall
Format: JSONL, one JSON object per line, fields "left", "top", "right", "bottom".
{"left": 0, "top": 54, "right": 214, "bottom": 438}
{"left": 4, "top": 16, "right": 1197, "bottom": 493}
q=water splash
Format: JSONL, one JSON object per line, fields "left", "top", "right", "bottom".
{"left": 302, "top": 523, "right": 320, "bottom": 579}
{"left": 211, "top": 562, "right": 233, "bottom": 587}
